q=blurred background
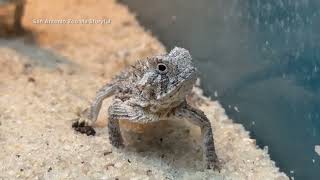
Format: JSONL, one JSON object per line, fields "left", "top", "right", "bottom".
{"left": 120, "top": 0, "right": 320, "bottom": 179}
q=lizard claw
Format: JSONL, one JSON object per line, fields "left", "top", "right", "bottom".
{"left": 72, "top": 118, "right": 96, "bottom": 136}
{"left": 207, "top": 160, "right": 222, "bottom": 172}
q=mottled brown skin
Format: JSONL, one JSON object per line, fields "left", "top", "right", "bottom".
{"left": 72, "top": 47, "right": 220, "bottom": 170}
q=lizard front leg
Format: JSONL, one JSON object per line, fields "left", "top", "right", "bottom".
{"left": 107, "top": 99, "right": 155, "bottom": 148}
{"left": 108, "top": 115, "right": 124, "bottom": 148}
{"left": 72, "top": 84, "right": 116, "bottom": 135}
{"left": 174, "top": 102, "right": 220, "bottom": 170}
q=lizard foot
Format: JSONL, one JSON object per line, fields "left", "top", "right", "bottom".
{"left": 72, "top": 119, "right": 96, "bottom": 136}
{"left": 207, "top": 160, "right": 222, "bottom": 172}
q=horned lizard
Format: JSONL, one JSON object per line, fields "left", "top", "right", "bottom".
{"left": 72, "top": 47, "right": 220, "bottom": 170}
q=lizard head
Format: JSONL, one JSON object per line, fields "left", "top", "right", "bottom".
{"left": 138, "top": 47, "right": 197, "bottom": 103}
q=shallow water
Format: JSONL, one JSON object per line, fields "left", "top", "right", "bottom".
{"left": 120, "top": 0, "right": 320, "bottom": 179}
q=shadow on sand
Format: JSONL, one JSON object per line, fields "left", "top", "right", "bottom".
{"left": 0, "top": 33, "right": 74, "bottom": 69}
{"left": 122, "top": 120, "right": 205, "bottom": 172}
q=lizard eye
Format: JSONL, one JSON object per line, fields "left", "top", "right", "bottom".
{"left": 157, "top": 63, "right": 167, "bottom": 74}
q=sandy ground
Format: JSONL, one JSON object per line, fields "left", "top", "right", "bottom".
{"left": 0, "top": 0, "right": 289, "bottom": 179}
